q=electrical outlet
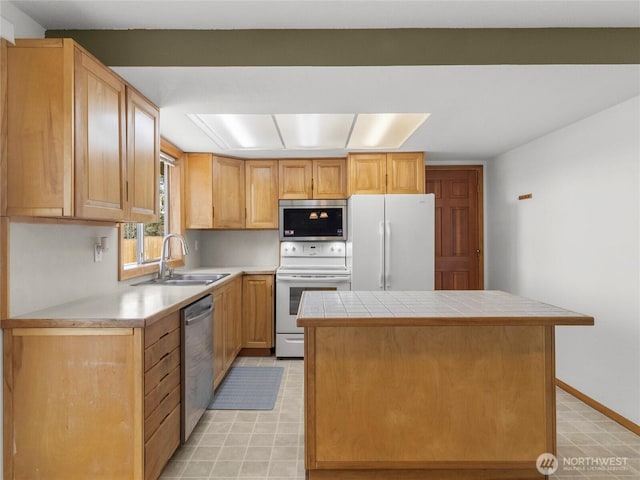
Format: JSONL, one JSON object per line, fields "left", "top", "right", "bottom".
{"left": 94, "top": 244, "right": 103, "bottom": 262}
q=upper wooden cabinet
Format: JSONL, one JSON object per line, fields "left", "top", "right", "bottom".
{"left": 348, "top": 152, "right": 425, "bottom": 195}
{"left": 74, "top": 49, "right": 128, "bottom": 220}
{"left": 184, "top": 154, "right": 246, "bottom": 229}
{"left": 184, "top": 153, "right": 214, "bottom": 229}
{"left": 313, "top": 159, "right": 348, "bottom": 199}
{"left": 279, "top": 158, "right": 347, "bottom": 199}
{"left": 127, "top": 87, "right": 160, "bottom": 223}
{"left": 5, "top": 39, "right": 159, "bottom": 222}
{"left": 245, "top": 160, "right": 278, "bottom": 229}
{"left": 347, "top": 153, "right": 387, "bottom": 195}
{"left": 278, "top": 159, "right": 312, "bottom": 199}
{"left": 386, "top": 152, "right": 426, "bottom": 194}
{"left": 213, "top": 156, "right": 245, "bottom": 229}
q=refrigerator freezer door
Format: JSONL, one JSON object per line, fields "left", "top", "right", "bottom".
{"left": 384, "top": 194, "right": 435, "bottom": 290}
{"left": 348, "top": 195, "right": 385, "bottom": 291}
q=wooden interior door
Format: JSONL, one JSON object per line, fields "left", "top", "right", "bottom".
{"left": 425, "top": 166, "right": 483, "bottom": 290}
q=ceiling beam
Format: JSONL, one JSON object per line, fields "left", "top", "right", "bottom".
{"left": 45, "top": 28, "right": 640, "bottom": 67}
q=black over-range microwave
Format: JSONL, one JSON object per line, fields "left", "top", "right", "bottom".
{"left": 278, "top": 199, "right": 347, "bottom": 241}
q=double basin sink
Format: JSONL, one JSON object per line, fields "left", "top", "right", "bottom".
{"left": 133, "top": 273, "right": 230, "bottom": 286}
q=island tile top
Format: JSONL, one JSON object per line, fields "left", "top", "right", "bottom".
{"left": 297, "top": 290, "right": 594, "bottom": 327}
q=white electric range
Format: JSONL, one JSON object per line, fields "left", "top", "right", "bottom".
{"left": 275, "top": 241, "right": 351, "bottom": 357}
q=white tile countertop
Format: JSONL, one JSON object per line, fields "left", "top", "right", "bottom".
{"left": 4, "top": 266, "right": 277, "bottom": 328}
{"left": 297, "top": 290, "right": 594, "bottom": 327}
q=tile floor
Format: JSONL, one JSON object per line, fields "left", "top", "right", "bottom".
{"left": 160, "top": 357, "right": 640, "bottom": 479}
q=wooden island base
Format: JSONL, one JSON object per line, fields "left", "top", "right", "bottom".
{"left": 298, "top": 291, "right": 594, "bottom": 480}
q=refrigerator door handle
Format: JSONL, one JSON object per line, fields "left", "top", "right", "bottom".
{"left": 378, "top": 221, "right": 385, "bottom": 289}
{"left": 384, "top": 220, "right": 391, "bottom": 289}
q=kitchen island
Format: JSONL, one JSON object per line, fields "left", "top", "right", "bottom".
{"left": 297, "top": 290, "right": 594, "bottom": 480}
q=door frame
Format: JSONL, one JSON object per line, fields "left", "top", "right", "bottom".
{"left": 425, "top": 165, "right": 484, "bottom": 289}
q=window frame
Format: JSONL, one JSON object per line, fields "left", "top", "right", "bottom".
{"left": 118, "top": 138, "right": 186, "bottom": 281}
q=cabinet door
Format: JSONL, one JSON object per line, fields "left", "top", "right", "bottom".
{"left": 348, "top": 153, "right": 386, "bottom": 195}
{"left": 313, "top": 158, "right": 347, "bottom": 199}
{"left": 246, "top": 160, "right": 278, "bottom": 229}
{"left": 213, "top": 287, "right": 226, "bottom": 388}
{"left": 6, "top": 327, "right": 143, "bottom": 479}
{"left": 224, "top": 277, "right": 243, "bottom": 371}
{"left": 184, "top": 153, "right": 213, "bottom": 228}
{"left": 74, "top": 48, "right": 127, "bottom": 220}
{"left": 386, "top": 152, "right": 425, "bottom": 194}
{"left": 213, "top": 156, "right": 245, "bottom": 229}
{"left": 6, "top": 39, "right": 73, "bottom": 217}
{"left": 242, "top": 275, "right": 274, "bottom": 349}
{"left": 279, "top": 159, "right": 312, "bottom": 199}
{"left": 127, "top": 87, "right": 159, "bottom": 223}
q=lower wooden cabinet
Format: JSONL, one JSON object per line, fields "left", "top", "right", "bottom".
{"left": 242, "top": 274, "right": 274, "bottom": 349}
{"left": 3, "top": 311, "right": 183, "bottom": 480}
{"left": 213, "top": 276, "right": 243, "bottom": 388}
{"left": 3, "top": 327, "right": 145, "bottom": 479}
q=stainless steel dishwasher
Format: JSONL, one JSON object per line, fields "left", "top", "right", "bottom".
{"left": 181, "top": 294, "right": 214, "bottom": 442}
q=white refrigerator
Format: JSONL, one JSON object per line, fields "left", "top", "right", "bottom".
{"left": 347, "top": 194, "right": 435, "bottom": 291}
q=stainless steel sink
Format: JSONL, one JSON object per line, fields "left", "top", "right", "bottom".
{"left": 132, "top": 273, "right": 229, "bottom": 286}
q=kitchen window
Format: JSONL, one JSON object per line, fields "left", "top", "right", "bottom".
{"left": 119, "top": 140, "right": 186, "bottom": 280}
{"left": 122, "top": 158, "right": 170, "bottom": 265}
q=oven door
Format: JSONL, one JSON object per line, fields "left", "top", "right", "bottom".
{"left": 275, "top": 274, "right": 351, "bottom": 357}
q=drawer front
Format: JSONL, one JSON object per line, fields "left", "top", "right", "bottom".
{"left": 144, "top": 385, "right": 180, "bottom": 442}
{"left": 145, "top": 366, "right": 180, "bottom": 416}
{"left": 145, "top": 311, "right": 180, "bottom": 349}
{"left": 145, "top": 329, "right": 180, "bottom": 370}
{"left": 145, "top": 405, "right": 180, "bottom": 480}
{"left": 145, "top": 347, "right": 180, "bottom": 395}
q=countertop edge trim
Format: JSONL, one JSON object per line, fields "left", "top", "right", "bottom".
{"left": 297, "top": 316, "right": 595, "bottom": 327}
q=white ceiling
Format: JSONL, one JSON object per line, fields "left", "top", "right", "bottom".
{"left": 5, "top": 0, "right": 640, "bottom": 160}
{"left": 6, "top": 1, "right": 640, "bottom": 29}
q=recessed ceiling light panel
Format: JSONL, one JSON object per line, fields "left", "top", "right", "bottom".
{"left": 348, "top": 113, "right": 430, "bottom": 149}
{"left": 188, "top": 113, "right": 283, "bottom": 150}
{"left": 275, "top": 114, "right": 355, "bottom": 149}
{"left": 187, "top": 112, "right": 430, "bottom": 151}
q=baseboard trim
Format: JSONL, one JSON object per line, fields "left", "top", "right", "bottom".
{"left": 555, "top": 378, "right": 640, "bottom": 436}
{"left": 238, "top": 347, "right": 273, "bottom": 357}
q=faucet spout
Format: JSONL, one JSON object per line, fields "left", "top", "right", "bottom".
{"left": 158, "top": 233, "right": 189, "bottom": 279}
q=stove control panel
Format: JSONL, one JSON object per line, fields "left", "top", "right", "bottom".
{"left": 281, "top": 241, "right": 345, "bottom": 258}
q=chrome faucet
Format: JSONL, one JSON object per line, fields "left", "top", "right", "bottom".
{"left": 158, "top": 233, "right": 189, "bottom": 279}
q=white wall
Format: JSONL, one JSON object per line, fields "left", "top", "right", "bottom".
{"left": 486, "top": 96, "right": 640, "bottom": 424}
{"left": 0, "top": 2, "right": 45, "bottom": 40}
{"left": 9, "top": 223, "right": 121, "bottom": 316}
{"left": 195, "top": 230, "right": 280, "bottom": 267}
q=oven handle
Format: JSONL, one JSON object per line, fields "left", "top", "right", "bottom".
{"left": 276, "top": 275, "right": 351, "bottom": 283}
